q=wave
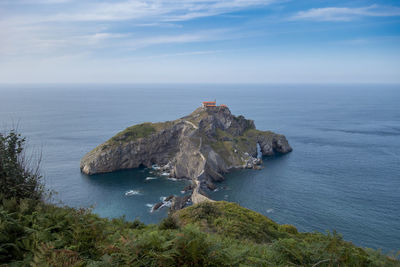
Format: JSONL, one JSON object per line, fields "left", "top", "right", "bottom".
{"left": 161, "top": 172, "right": 170, "bottom": 176}
{"left": 379, "top": 149, "right": 400, "bottom": 161}
{"left": 266, "top": 209, "right": 274, "bottom": 213}
{"left": 294, "top": 136, "right": 364, "bottom": 149}
{"left": 168, "top": 177, "right": 179, "bottom": 181}
{"left": 145, "top": 203, "right": 154, "bottom": 212}
{"left": 125, "top": 190, "right": 140, "bottom": 196}
{"left": 161, "top": 202, "right": 172, "bottom": 208}
{"left": 319, "top": 127, "right": 400, "bottom": 137}
{"left": 145, "top": 177, "right": 158, "bottom": 181}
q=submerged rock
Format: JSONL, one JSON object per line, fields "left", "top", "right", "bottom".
{"left": 80, "top": 106, "right": 292, "bottom": 208}
{"left": 170, "top": 195, "right": 191, "bottom": 211}
{"left": 206, "top": 181, "right": 217, "bottom": 191}
{"left": 165, "top": 195, "right": 174, "bottom": 202}
{"left": 152, "top": 202, "right": 164, "bottom": 212}
{"left": 182, "top": 184, "right": 194, "bottom": 193}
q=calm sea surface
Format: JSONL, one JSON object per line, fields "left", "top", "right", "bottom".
{"left": 0, "top": 84, "right": 399, "bottom": 253}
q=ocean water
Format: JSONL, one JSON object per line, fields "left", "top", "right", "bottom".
{"left": 0, "top": 84, "right": 399, "bottom": 253}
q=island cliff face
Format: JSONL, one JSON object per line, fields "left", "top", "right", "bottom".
{"left": 80, "top": 106, "right": 292, "bottom": 205}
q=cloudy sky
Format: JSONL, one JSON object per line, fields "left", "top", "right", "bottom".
{"left": 1, "top": 0, "right": 399, "bottom": 83}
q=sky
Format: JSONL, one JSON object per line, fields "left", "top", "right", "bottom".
{"left": 0, "top": 0, "right": 399, "bottom": 84}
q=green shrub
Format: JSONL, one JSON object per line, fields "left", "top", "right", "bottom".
{"left": 0, "top": 131, "right": 44, "bottom": 201}
{"left": 280, "top": 224, "right": 299, "bottom": 235}
{"left": 159, "top": 216, "right": 178, "bottom": 230}
{"left": 130, "top": 219, "right": 146, "bottom": 229}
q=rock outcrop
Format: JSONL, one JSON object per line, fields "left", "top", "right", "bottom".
{"left": 81, "top": 106, "right": 292, "bottom": 207}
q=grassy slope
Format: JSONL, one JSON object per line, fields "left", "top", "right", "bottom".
{"left": 108, "top": 120, "right": 178, "bottom": 144}
{"left": 1, "top": 198, "right": 398, "bottom": 266}
{"left": 173, "top": 201, "right": 292, "bottom": 243}
{"left": 85, "top": 121, "right": 179, "bottom": 154}
{"left": 110, "top": 123, "right": 157, "bottom": 143}
{"left": 174, "top": 202, "right": 399, "bottom": 266}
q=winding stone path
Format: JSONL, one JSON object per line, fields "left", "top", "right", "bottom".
{"left": 191, "top": 141, "right": 213, "bottom": 204}
{"left": 184, "top": 120, "right": 198, "bottom": 129}
{"left": 191, "top": 179, "right": 213, "bottom": 204}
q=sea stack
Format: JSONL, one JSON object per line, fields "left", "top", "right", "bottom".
{"left": 80, "top": 102, "right": 292, "bottom": 206}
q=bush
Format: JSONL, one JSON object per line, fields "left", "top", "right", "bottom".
{"left": 280, "top": 224, "right": 299, "bottom": 235}
{"left": 0, "top": 131, "right": 44, "bottom": 201}
{"left": 159, "top": 216, "right": 178, "bottom": 230}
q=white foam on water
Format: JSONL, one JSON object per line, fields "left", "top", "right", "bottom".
{"left": 160, "top": 196, "right": 166, "bottom": 201}
{"left": 125, "top": 190, "right": 140, "bottom": 196}
{"left": 161, "top": 172, "right": 170, "bottom": 176}
{"left": 152, "top": 164, "right": 160, "bottom": 170}
{"left": 145, "top": 177, "right": 158, "bottom": 181}
{"left": 180, "top": 191, "right": 185, "bottom": 194}
{"left": 266, "top": 209, "right": 274, "bottom": 213}
{"left": 145, "top": 203, "right": 154, "bottom": 212}
{"left": 160, "top": 201, "right": 172, "bottom": 208}
{"left": 168, "top": 177, "right": 178, "bottom": 181}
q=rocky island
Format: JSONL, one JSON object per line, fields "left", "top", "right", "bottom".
{"left": 80, "top": 102, "right": 292, "bottom": 208}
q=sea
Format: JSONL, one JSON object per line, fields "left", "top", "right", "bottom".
{"left": 0, "top": 84, "right": 399, "bottom": 253}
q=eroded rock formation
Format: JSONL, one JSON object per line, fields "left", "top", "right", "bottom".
{"left": 81, "top": 106, "right": 292, "bottom": 207}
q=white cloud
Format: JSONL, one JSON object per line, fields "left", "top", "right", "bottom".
{"left": 147, "top": 50, "right": 220, "bottom": 59}
{"left": 0, "top": 0, "right": 73, "bottom": 4}
{"left": 0, "top": 0, "right": 258, "bottom": 58}
{"left": 4, "top": 0, "right": 274, "bottom": 24}
{"left": 124, "top": 29, "right": 232, "bottom": 50}
{"left": 291, "top": 5, "right": 400, "bottom": 21}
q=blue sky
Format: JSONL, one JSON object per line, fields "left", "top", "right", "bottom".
{"left": 1, "top": 0, "right": 399, "bottom": 83}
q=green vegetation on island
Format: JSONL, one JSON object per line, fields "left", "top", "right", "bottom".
{"left": 111, "top": 123, "right": 157, "bottom": 143}
{"left": 110, "top": 120, "right": 180, "bottom": 145}
{"left": 1, "top": 131, "right": 398, "bottom": 266}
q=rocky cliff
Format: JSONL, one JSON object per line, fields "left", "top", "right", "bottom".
{"left": 80, "top": 106, "right": 292, "bottom": 205}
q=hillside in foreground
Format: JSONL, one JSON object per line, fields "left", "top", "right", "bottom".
{"left": 1, "top": 198, "right": 398, "bottom": 266}
{"left": 1, "top": 131, "right": 398, "bottom": 266}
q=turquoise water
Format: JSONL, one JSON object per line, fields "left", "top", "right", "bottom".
{"left": 0, "top": 84, "right": 399, "bottom": 252}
